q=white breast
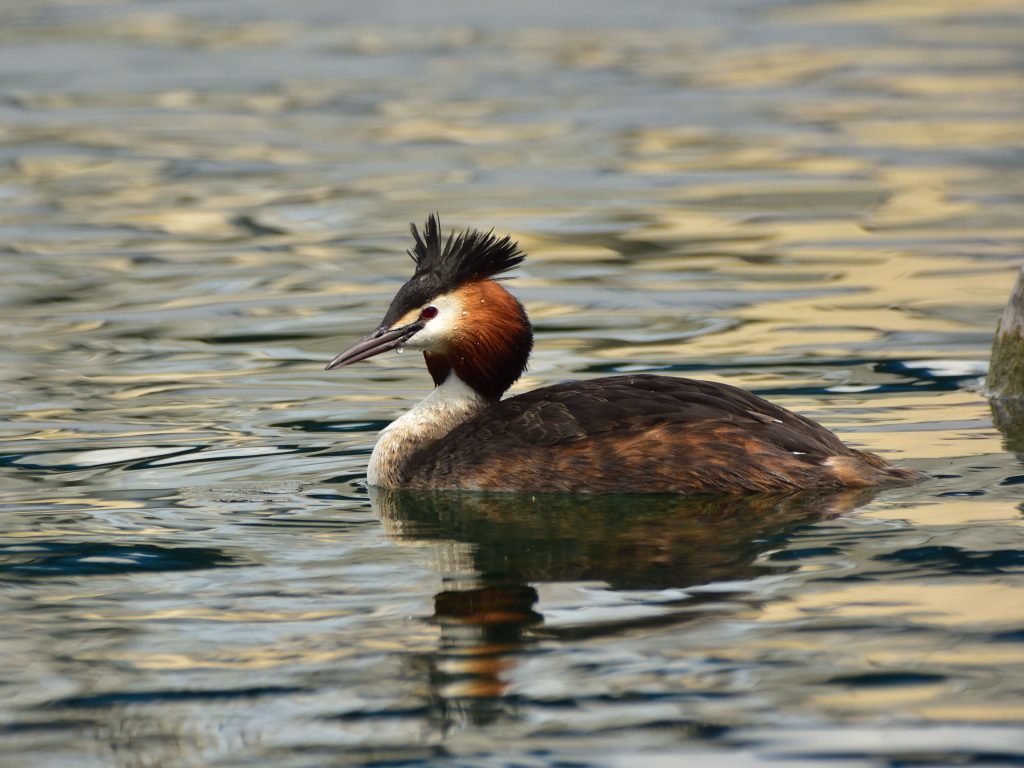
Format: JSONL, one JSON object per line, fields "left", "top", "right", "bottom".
{"left": 367, "top": 374, "right": 486, "bottom": 487}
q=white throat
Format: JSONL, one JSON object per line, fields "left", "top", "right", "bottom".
{"left": 367, "top": 374, "right": 486, "bottom": 488}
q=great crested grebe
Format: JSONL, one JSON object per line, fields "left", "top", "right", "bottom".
{"left": 326, "top": 215, "right": 922, "bottom": 494}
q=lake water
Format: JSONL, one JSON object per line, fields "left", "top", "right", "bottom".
{"left": 2, "top": 1, "right": 1023, "bottom": 766}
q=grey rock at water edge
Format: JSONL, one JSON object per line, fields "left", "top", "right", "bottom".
{"left": 988, "top": 265, "right": 1024, "bottom": 450}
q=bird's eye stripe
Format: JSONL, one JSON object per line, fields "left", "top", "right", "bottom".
{"left": 421, "top": 306, "right": 439, "bottom": 319}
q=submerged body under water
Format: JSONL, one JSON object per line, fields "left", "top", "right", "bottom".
{"left": 1, "top": 0, "right": 1024, "bottom": 766}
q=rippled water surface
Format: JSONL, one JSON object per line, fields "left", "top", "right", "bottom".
{"left": 2, "top": 1, "right": 1024, "bottom": 765}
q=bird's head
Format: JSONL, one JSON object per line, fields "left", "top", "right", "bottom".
{"left": 326, "top": 214, "right": 533, "bottom": 400}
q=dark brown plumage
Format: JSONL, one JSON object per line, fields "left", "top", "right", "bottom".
{"left": 395, "top": 374, "right": 922, "bottom": 493}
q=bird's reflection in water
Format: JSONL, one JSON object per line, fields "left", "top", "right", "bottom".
{"left": 371, "top": 486, "right": 880, "bottom": 730}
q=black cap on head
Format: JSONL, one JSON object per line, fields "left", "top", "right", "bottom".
{"left": 380, "top": 214, "right": 525, "bottom": 329}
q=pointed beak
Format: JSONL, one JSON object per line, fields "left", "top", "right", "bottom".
{"left": 325, "top": 321, "right": 424, "bottom": 370}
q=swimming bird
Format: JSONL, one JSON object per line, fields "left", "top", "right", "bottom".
{"left": 326, "top": 215, "right": 922, "bottom": 493}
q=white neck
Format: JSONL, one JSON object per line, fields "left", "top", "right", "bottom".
{"left": 367, "top": 374, "right": 487, "bottom": 488}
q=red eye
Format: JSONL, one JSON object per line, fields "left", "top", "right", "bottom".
{"left": 421, "top": 306, "right": 439, "bottom": 320}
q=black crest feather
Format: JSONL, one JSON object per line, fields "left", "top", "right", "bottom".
{"left": 408, "top": 214, "right": 525, "bottom": 287}
{"left": 380, "top": 214, "right": 525, "bottom": 328}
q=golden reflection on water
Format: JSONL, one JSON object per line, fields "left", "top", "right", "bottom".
{"left": 812, "top": 682, "right": 953, "bottom": 715}
{"left": 864, "top": 497, "right": 1024, "bottom": 527}
{"left": 779, "top": 0, "right": 1023, "bottom": 23}
{"left": 762, "top": 582, "right": 1024, "bottom": 627}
